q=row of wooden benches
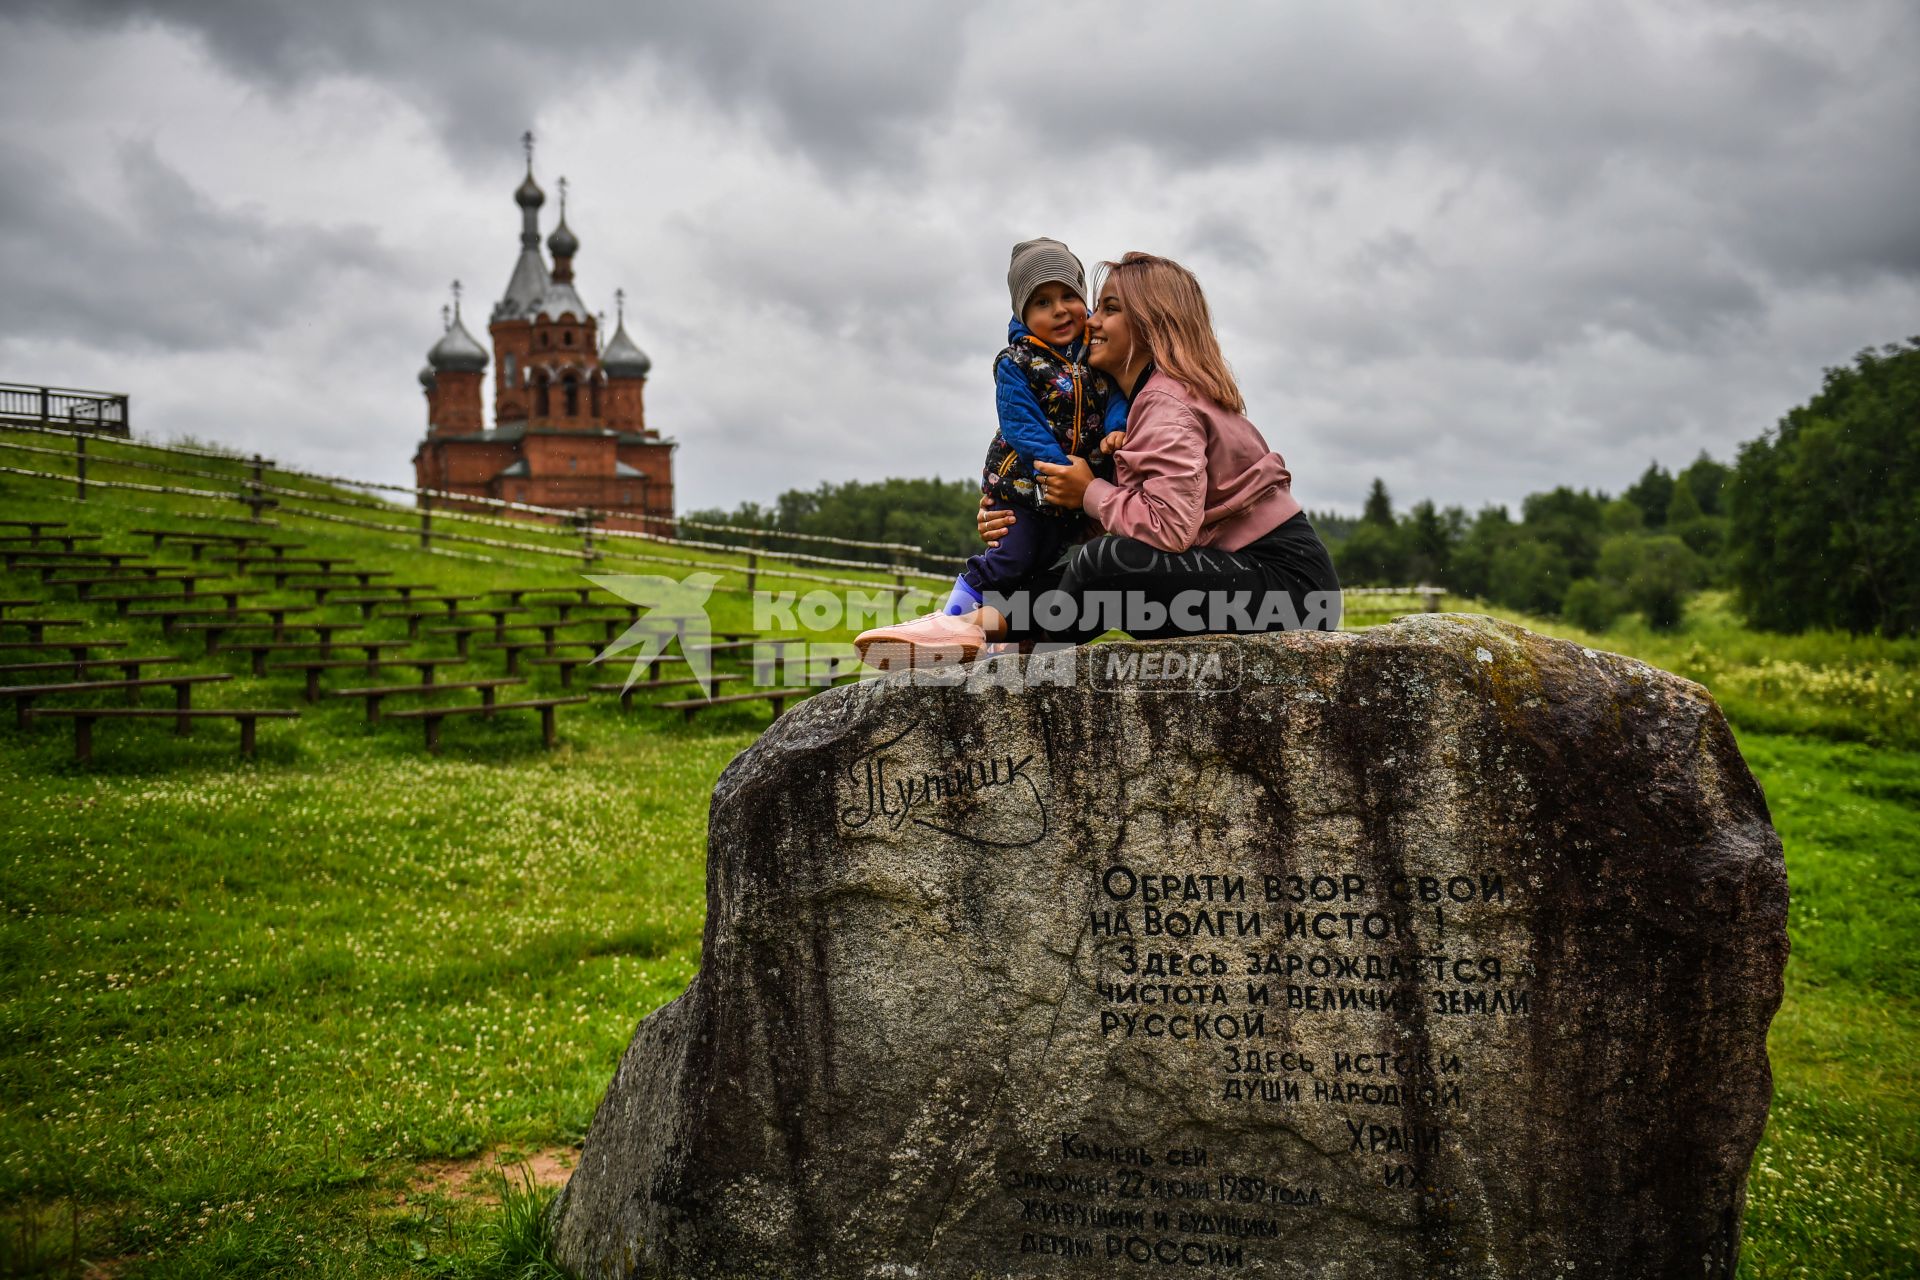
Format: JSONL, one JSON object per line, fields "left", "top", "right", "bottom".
{"left": 2, "top": 523, "right": 864, "bottom": 758}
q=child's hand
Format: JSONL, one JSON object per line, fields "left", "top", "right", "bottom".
{"left": 1101, "top": 431, "right": 1128, "bottom": 455}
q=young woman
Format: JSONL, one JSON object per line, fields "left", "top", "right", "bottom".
{"left": 856, "top": 252, "right": 1340, "bottom": 664}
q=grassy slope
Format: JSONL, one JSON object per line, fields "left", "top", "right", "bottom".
{"left": 0, "top": 448, "right": 1915, "bottom": 1277}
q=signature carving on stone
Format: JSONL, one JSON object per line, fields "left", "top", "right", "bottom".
{"left": 838, "top": 719, "right": 1049, "bottom": 847}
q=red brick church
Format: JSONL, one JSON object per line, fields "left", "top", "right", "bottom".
{"left": 414, "top": 137, "right": 673, "bottom": 531}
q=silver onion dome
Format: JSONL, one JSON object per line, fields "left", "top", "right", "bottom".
{"left": 427, "top": 313, "right": 489, "bottom": 373}
{"left": 601, "top": 318, "right": 651, "bottom": 378}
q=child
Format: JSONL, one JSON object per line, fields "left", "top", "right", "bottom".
{"left": 856, "top": 238, "right": 1127, "bottom": 666}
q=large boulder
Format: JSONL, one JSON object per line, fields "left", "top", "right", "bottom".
{"left": 551, "top": 615, "right": 1787, "bottom": 1280}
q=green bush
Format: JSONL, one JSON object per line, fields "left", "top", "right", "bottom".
{"left": 1561, "top": 577, "right": 1626, "bottom": 632}
{"left": 1599, "top": 533, "right": 1700, "bottom": 630}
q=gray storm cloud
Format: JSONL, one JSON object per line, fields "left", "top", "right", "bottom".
{"left": 0, "top": 0, "right": 1915, "bottom": 515}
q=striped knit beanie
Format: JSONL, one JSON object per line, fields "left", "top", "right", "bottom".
{"left": 1007, "top": 237, "right": 1087, "bottom": 314}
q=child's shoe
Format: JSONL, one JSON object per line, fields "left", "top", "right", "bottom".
{"left": 854, "top": 612, "right": 987, "bottom": 669}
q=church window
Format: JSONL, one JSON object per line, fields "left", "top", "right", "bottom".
{"left": 563, "top": 330, "right": 574, "bottom": 346}
{"left": 534, "top": 376, "right": 550, "bottom": 417}
{"left": 540, "top": 331, "right": 550, "bottom": 349}
{"left": 568, "top": 456, "right": 578, "bottom": 472}
{"left": 564, "top": 377, "right": 580, "bottom": 417}
{"left": 590, "top": 380, "right": 602, "bottom": 416}
{"left": 503, "top": 353, "right": 516, "bottom": 387}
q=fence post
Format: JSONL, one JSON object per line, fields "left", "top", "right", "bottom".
{"left": 419, "top": 490, "right": 433, "bottom": 551}
{"left": 579, "top": 508, "right": 598, "bottom": 563}
{"left": 39, "top": 386, "right": 50, "bottom": 426}
{"left": 745, "top": 532, "right": 760, "bottom": 594}
{"left": 75, "top": 434, "right": 87, "bottom": 501}
{"left": 245, "top": 454, "right": 264, "bottom": 521}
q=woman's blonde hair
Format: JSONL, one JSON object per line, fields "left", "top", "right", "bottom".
{"left": 1095, "top": 252, "right": 1245, "bottom": 414}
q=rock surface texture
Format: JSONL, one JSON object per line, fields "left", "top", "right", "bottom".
{"left": 551, "top": 615, "right": 1787, "bottom": 1280}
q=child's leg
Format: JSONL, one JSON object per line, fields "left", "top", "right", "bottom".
{"left": 958, "top": 512, "right": 1069, "bottom": 639}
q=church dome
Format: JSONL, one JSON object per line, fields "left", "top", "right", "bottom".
{"left": 428, "top": 314, "right": 489, "bottom": 373}
{"left": 418, "top": 363, "right": 437, "bottom": 389}
{"left": 515, "top": 171, "right": 545, "bottom": 209}
{"left": 602, "top": 319, "right": 651, "bottom": 379}
{"left": 547, "top": 217, "right": 579, "bottom": 259}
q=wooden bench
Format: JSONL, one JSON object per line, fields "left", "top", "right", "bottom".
{"left": 324, "top": 593, "right": 408, "bottom": 619}
{"left": 581, "top": 651, "right": 688, "bottom": 683}
{"left": 0, "top": 597, "right": 36, "bottom": 619}
{"left": 280, "top": 570, "right": 394, "bottom": 593}
{"left": 0, "top": 532, "right": 101, "bottom": 552}
{"left": 375, "top": 603, "right": 517, "bottom": 638}
{"left": 655, "top": 687, "right": 817, "bottom": 724}
{"left": 426, "top": 622, "right": 539, "bottom": 657}
{"left": 375, "top": 583, "right": 438, "bottom": 602}
{"left": 330, "top": 677, "right": 526, "bottom": 724}
{"left": 0, "top": 519, "right": 68, "bottom": 539}
{"left": 47, "top": 570, "right": 225, "bottom": 595}
{"left": 217, "top": 638, "right": 405, "bottom": 677}
{"left": 525, "top": 641, "right": 688, "bottom": 684}
{"left": 523, "top": 653, "right": 602, "bottom": 687}
{"left": 267, "top": 655, "right": 469, "bottom": 702}
{"left": 4, "top": 550, "right": 149, "bottom": 570}
{"left": 90, "top": 586, "right": 252, "bottom": 617}
{"left": 0, "top": 639, "right": 127, "bottom": 660}
{"left": 210, "top": 554, "right": 346, "bottom": 575}
{"left": 26, "top": 707, "right": 300, "bottom": 762}
{"left": 491, "top": 586, "right": 604, "bottom": 608}
{"left": 477, "top": 639, "right": 601, "bottom": 674}
{"left": 588, "top": 673, "right": 745, "bottom": 711}
{"left": 133, "top": 528, "right": 271, "bottom": 550}
{"left": 176, "top": 619, "right": 362, "bottom": 655}
{"left": 3, "top": 673, "right": 232, "bottom": 729}
{"left": 0, "top": 618, "right": 85, "bottom": 643}
{"left": 128, "top": 602, "right": 303, "bottom": 635}
{"left": 0, "top": 653, "right": 183, "bottom": 683}
{"left": 387, "top": 695, "right": 589, "bottom": 753}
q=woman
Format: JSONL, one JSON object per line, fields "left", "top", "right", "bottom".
{"left": 857, "top": 252, "right": 1339, "bottom": 664}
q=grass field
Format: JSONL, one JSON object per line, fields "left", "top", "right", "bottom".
{"left": 0, "top": 445, "right": 1915, "bottom": 1278}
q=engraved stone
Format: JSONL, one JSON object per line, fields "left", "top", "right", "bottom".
{"left": 551, "top": 614, "right": 1787, "bottom": 1279}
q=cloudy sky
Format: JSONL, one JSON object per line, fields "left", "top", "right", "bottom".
{"left": 2, "top": 1, "right": 1915, "bottom": 516}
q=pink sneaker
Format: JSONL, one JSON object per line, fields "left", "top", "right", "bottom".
{"left": 854, "top": 611, "right": 988, "bottom": 670}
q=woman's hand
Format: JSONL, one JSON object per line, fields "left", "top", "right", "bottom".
{"left": 1101, "top": 431, "right": 1128, "bottom": 455}
{"left": 977, "top": 494, "right": 1015, "bottom": 546}
{"left": 1033, "top": 457, "right": 1095, "bottom": 510}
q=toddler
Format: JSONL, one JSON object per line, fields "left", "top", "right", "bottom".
{"left": 857, "top": 238, "right": 1127, "bottom": 666}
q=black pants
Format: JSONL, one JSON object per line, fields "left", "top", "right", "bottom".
{"left": 988, "top": 512, "right": 1343, "bottom": 645}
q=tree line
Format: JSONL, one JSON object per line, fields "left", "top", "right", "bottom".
{"left": 686, "top": 338, "right": 1917, "bottom": 636}
{"left": 1321, "top": 338, "right": 1917, "bottom": 636}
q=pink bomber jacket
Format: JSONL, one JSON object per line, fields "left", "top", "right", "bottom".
{"left": 1082, "top": 371, "right": 1303, "bottom": 553}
